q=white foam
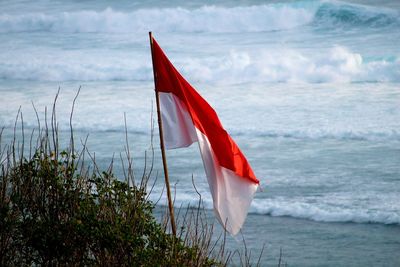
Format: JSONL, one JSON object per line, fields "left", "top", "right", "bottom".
{"left": 0, "top": 5, "right": 314, "bottom": 34}
{"left": 151, "top": 190, "right": 400, "bottom": 225}
{"left": 1, "top": 0, "right": 398, "bottom": 34}
{"left": 182, "top": 46, "right": 400, "bottom": 83}
{"left": 0, "top": 46, "right": 399, "bottom": 83}
{"left": 250, "top": 197, "right": 400, "bottom": 225}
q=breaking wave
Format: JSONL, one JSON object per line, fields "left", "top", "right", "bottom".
{"left": 153, "top": 192, "right": 400, "bottom": 225}
{"left": 0, "top": 1, "right": 398, "bottom": 34}
{"left": 250, "top": 198, "right": 400, "bottom": 225}
{"left": 313, "top": 1, "right": 400, "bottom": 28}
{"left": 176, "top": 47, "right": 400, "bottom": 83}
{"left": 0, "top": 46, "right": 399, "bottom": 83}
{"left": 0, "top": 5, "right": 313, "bottom": 33}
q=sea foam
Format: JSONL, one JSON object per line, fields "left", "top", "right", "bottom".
{"left": 0, "top": 46, "right": 398, "bottom": 83}
{"left": 0, "top": 5, "right": 313, "bottom": 33}
{"left": 151, "top": 191, "right": 400, "bottom": 225}
{"left": 0, "top": 1, "right": 398, "bottom": 34}
{"left": 250, "top": 198, "right": 400, "bottom": 225}
{"left": 1, "top": 0, "right": 399, "bottom": 83}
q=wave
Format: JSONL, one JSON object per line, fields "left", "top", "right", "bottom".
{"left": 0, "top": 55, "right": 153, "bottom": 82}
{"left": 0, "top": 1, "right": 398, "bottom": 34}
{"left": 0, "top": 5, "right": 313, "bottom": 34}
{"left": 233, "top": 129, "right": 400, "bottom": 142}
{"left": 153, "top": 192, "right": 400, "bottom": 225}
{"left": 0, "top": 46, "right": 399, "bottom": 83}
{"left": 313, "top": 1, "right": 400, "bottom": 28}
{"left": 250, "top": 198, "right": 400, "bottom": 225}
{"left": 2, "top": 120, "right": 398, "bottom": 142}
{"left": 177, "top": 46, "right": 400, "bottom": 83}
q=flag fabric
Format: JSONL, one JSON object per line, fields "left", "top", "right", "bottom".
{"left": 151, "top": 36, "right": 259, "bottom": 235}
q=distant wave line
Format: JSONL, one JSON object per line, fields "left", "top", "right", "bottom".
{"left": 1, "top": 121, "right": 399, "bottom": 142}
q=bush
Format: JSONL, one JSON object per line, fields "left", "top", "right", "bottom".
{"left": 0, "top": 95, "right": 223, "bottom": 266}
{"left": 1, "top": 151, "right": 191, "bottom": 266}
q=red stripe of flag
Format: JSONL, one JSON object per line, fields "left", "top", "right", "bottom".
{"left": 152, "top": 38, "right": 259, "bottom": 185}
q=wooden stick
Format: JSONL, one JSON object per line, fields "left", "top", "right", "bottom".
{"left": 149, "top": 31, "right": 177, "bottom": 237}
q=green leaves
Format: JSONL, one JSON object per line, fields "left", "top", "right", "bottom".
{"left": 0, "top": 94, "right": 229, "bottom": 266}
{"left": 0, "top": 148, "right": 219, "bottom": 266}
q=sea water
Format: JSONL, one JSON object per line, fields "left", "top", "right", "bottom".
{"left": 0, "top": 0, "right": 399, "bottom": 266}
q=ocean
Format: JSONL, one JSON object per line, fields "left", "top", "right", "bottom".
{"left": 0, "top": 0, "right": 399, "bottom": 265}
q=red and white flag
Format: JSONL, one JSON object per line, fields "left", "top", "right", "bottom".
{"left": 151, "top": 36, "right": 259, "bottom": 235}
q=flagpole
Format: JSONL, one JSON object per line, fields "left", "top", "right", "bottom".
{"left": 149, "top": 31, "right": 177, "bottom": 237}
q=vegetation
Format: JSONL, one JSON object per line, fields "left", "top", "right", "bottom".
{"left": 0, "top": 92, "right": 264, "bottom": 266}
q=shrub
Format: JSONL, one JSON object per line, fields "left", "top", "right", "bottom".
{"left": 0, "top": 94, "right": 223, "bottom": 266}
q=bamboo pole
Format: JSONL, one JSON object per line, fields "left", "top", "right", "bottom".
{"left": 149, "top": 32, "right": 177, "bottom": 237}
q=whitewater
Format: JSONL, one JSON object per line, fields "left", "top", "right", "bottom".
{"left": 1, "top": 0, "right": 399, "bottom": 265}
